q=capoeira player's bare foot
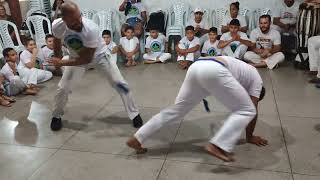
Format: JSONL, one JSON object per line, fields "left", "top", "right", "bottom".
{"left": 131, "top": 60, "right": 137, "bottom": 66}
{"left": 126, "top": 137, "right": 148, "bottom": 154}
{"left": 205, "top": 143, "right": 234, "bottom": 162}
{"left": 125, "top": 60, "right": 132, "bottom": 67}
{"left": 247, "top": 135, "right": 268, "bottom": 147}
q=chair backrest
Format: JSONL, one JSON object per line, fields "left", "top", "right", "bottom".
{"left": 29, "top": 0, "right": 52, "bottom": 19}
{"left": 169, "top": 2, "right": 190, "bottom": 27}
{"left": 93, "top": 9, "right": 116, "bottom": 39}
{"left": 0, "top": 20, "right": 24, "bottom": 53}
{"left": 211, "top": 8, "right": 228, "bottom": 34}
{"left": 82, "top": 9, "right": 96, "bottom": 20}
{"left": 26, "top": 15, "right": 52, "bottom": 48}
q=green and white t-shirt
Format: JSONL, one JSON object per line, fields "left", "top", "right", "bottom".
{"left": 126, "top": 2, "right": 146, "bottom": 20}
{"left": 145, "top": 34, "right": 167, "bottom": 56}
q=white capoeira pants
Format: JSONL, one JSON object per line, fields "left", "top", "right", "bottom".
{"left": 5, "top": 76, "right": 26, "bottom": 96}
{"left": 244, "top": 51, "right": 285, "bottom": 69}
{"left": 177, "top": 44, "right": 201, "bottom": 62}
{"left": 18, "top": 67, "right": 53, "bottom": 85}
{"left": 221, "top": 44, "right": 248, "bottom": 59}
{"left": 308, "top": 36, "right": 320, "bottom": 78}
{"left": 134, "top": 60, "right": 256, "bottom": 153}
{"left": 52, "top": 55, "right": 140, "bottom": 120}
{"left": 143, "top": 53, "right": 171, "bottom": 63}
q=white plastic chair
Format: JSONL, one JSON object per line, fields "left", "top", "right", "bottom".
{"left": 211, "top": 8, "right": 228, "bottom": 34}
{"left": 26, "top": 15, "right": 52, "bottom": 48}
{"left": 0, "top": 20, "right": 24, "bottom": 53}
{"left": 29, "top": 0, "right": 52, "bottom": 19}
{"left": 167, "top": 2, "right": 190, "bottom": 38}
{"left": 82, "top": 9, "right": 97, "bottom": 20}
{"left": 250, "top": 8, "right": 272, "bottom": 32}
{"left": 93, "top": 9, "right": 117, "bottom": 40}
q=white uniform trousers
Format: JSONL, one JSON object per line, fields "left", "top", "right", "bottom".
{"left": 52, "top": 55, "right": 140, "bottom": 120}
{"left": 134, "top": 60, "right": 256, "bottom": 152}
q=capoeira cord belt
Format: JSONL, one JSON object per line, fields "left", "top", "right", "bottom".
{"left": 196, "top": 57, "right": 227, "bottom": 113}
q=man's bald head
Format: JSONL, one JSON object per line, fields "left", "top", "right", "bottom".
{"left": 60, "top": 1, "right": 80, "bottom": 17}
{"left": 60, "top": 1, "right": 83, "bottom": 32}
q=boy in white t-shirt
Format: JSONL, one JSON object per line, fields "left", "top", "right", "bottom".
{"left": 0, "top": 48, "right": 38, "bottom": 97}
{"left": 218, "top": 19, "right": 251, "bottom": 59}
{"left": 273, "top": 0, "right": 299, "bottom": 33}
{"left": 119, "top": 0, "right": 147, "bottom": 38}
{"left": 41, "top": 34, "right": 64, "bottom": 74}
{"left": 201, "top": 27, "right": 221, "bottom": 57}
{"left": 176, "top": 26, "right": 201, "bottom": 70}
{"left": 102, "top": 30, "right": 118, "bottom": 63}
{"left": 221, "top": 2, "right": 248, "bottom": 33}
{"left": 18, "top": 38, "right": 53, "bottom": 85}
{"left": 143, "top": 26, "right": 171, "bottom": 64}
{"left": 119, "top": 26, "right": 140, "bottom": 67}
{"left": 244, "top": 15, "right": 285, "bottom": 69}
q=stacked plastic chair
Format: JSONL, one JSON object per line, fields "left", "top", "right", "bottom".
{"left": 93, "top": 9, "right": 118, "bottom": 40}
{"left": 29, "top": 0, "right": 52, "bottom": 19}
{"left": 82, "top": 9, "right": 97, "bottom": 20}
{"left": 167, "top": 1, "right": 190, "bottom": 39}
{"left": 0, "top": 20, "right": 24, "bottom": 53}
{"left": 211, "top": 8, "right": 228, "bottom": 34}
{"left": 26, "top": 15, "right": 52, "bottom": 48}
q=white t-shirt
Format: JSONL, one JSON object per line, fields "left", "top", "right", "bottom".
{"left": 41, "top": 46, "right": 54, "bottom": 62}
{"left": 179, "top": 36, "right": 200, "bottom": 50}
{"left": 0, "top": 63, "right": 16, "bottom": 82}
{"left": 18, "top": 50, "right": 44, "bottom": 69}
{"left": 220, "top": 31, "right": 249, "bottom": 50}
{"left": 222, "top": 14, "right": 247, "bottom": 28}
{"left": 275, "top": 1, "right": 299, "bottom": 25}
{"left": 120, "top": 36, "right": 139, "bottom": 52}
{"left": 222, "top": 56, "right": 263, "bottom": 98}
{"left": 201, "top": 40, "right": 221, "bottom": 56}
{"left": 52, "top": 18, "right": 106, "bottom": 59}
{"left": 187, "top": 19, "right": 209, "bottom": 30}
{"left": 250, "top": 28, "right": 281, "bottom": 49}
{"left": 145, "top": 34, "right": 167, "bottom": 56}
{"left": 126, "top": 2, "right": 146, "bottom": 20}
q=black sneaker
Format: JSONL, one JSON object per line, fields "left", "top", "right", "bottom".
{"left": 132, "top": 114, "right": 143, "bottom": 128}
{"left": 50, "top": 117, "right": 63, "bottom": 131}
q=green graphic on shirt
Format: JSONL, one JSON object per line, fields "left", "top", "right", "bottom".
{"left": 128, "top": 6, "right": 139, "bottom": 16}
{"left": 230, "top": 43, "right": 238, "bottom": 53}
{"left": 150, "top": 41, "right": 162, "bottom": 52}
{"left": 64, "top": 34, "right": 84, "bottom": 53}
{"left": 207, "top": 47, "right": 217, "bottom": 56}
{"left": 35, "top": 57, "right": 43, "bottom": 69}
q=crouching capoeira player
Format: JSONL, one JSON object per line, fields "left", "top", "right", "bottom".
{"left": 127, "top": 56, "right": 268, "bottom": 162}
{"left": 48, "top": 1, "right": 143, "bottom": 131}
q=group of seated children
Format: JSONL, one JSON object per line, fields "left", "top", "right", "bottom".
{"left": 0, "top": 34, "right": 64, "bottom": 107}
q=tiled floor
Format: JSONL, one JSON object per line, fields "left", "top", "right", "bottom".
{"left": 1, "top": 62, "right": 319, "bottom": 180}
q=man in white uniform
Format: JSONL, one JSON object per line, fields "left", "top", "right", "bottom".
{"left": 273, "top": 0, "right": 299, "bottom": 33}
{"left": 48, "top": 1, "right": 143, "bottom": 131}
{"left": 127, "top": 56, "right": 268, "bottom": 162}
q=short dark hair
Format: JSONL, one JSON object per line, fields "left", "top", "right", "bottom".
{"left": 229, "top": 19, "right": 240, "bottom": 26}
{"left": 25, "top": 38, "right": 35, "bottom": 46}
{"left": 149, "top": 26, "right": 159, "bottom": 31}
{"left": 125, "top": 26, "right": 134, "bottom": 32}
{"left": 102, "top": 30, "right": 111, "bottom": 36}
{"left": 259, "top": 14, "right": 271, "bottom": 23}
{"left": 2, "top": 48, "right": 15, "bottom": 58}
{"left": 259, "top": 86, "right": 266, "bottom": 101}
{"left": 185, "top": 25, "right": 195, "bottom": 32}
{"left": 230, "top": 1, "right": 240, "bottom": 10}
{"left": 209, "top": 27, "right": 218, "bottom": 34}
{"left": 45, "top": 34, "right": 55, "bottom": 40}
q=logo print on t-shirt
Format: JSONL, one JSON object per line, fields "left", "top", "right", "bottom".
{"left": 256, "top": 37, "right": 272, "bottom": 49}
{"left": 64, "top": 34, "right": 84, "bottom": 53}
{"left": 230, "top": 43, "right": 238, "bottom": 53}
{"left": 207, "top": 47, "right": 217, "bottom": 56}
{"left": 150, "top": 41, "right": 162, "bottom": 52}
{"left": 128, "top": 6, "right": 139, "bottom": 16}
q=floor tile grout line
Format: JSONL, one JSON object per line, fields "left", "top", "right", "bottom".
{"left": 26, "top": 148, "right": 61, "bottom": 180}
{"left": 269, "top": 70, "right": 295, "bottom": 180}
{"left": 0, "top": 142, "right": 60, "bottom": 150}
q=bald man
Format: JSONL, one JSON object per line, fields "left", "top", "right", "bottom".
{"left": 48, "top": 1, "right": 143, "bottom": 131}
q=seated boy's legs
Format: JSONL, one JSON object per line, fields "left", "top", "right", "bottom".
{"left": 143, "top": 53, "right": 157, "bottom": 64}
{"left": 159, "top": 53, "right": 172, "bottom": 63}
{"left": 177, "top": 44, "right": 195, "bottom": 69}
{"left": 234, "top": 44, "right": 248, "bottom": 59}
{"left": 36, "top": 69, "right": 53, "bottom": 83}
